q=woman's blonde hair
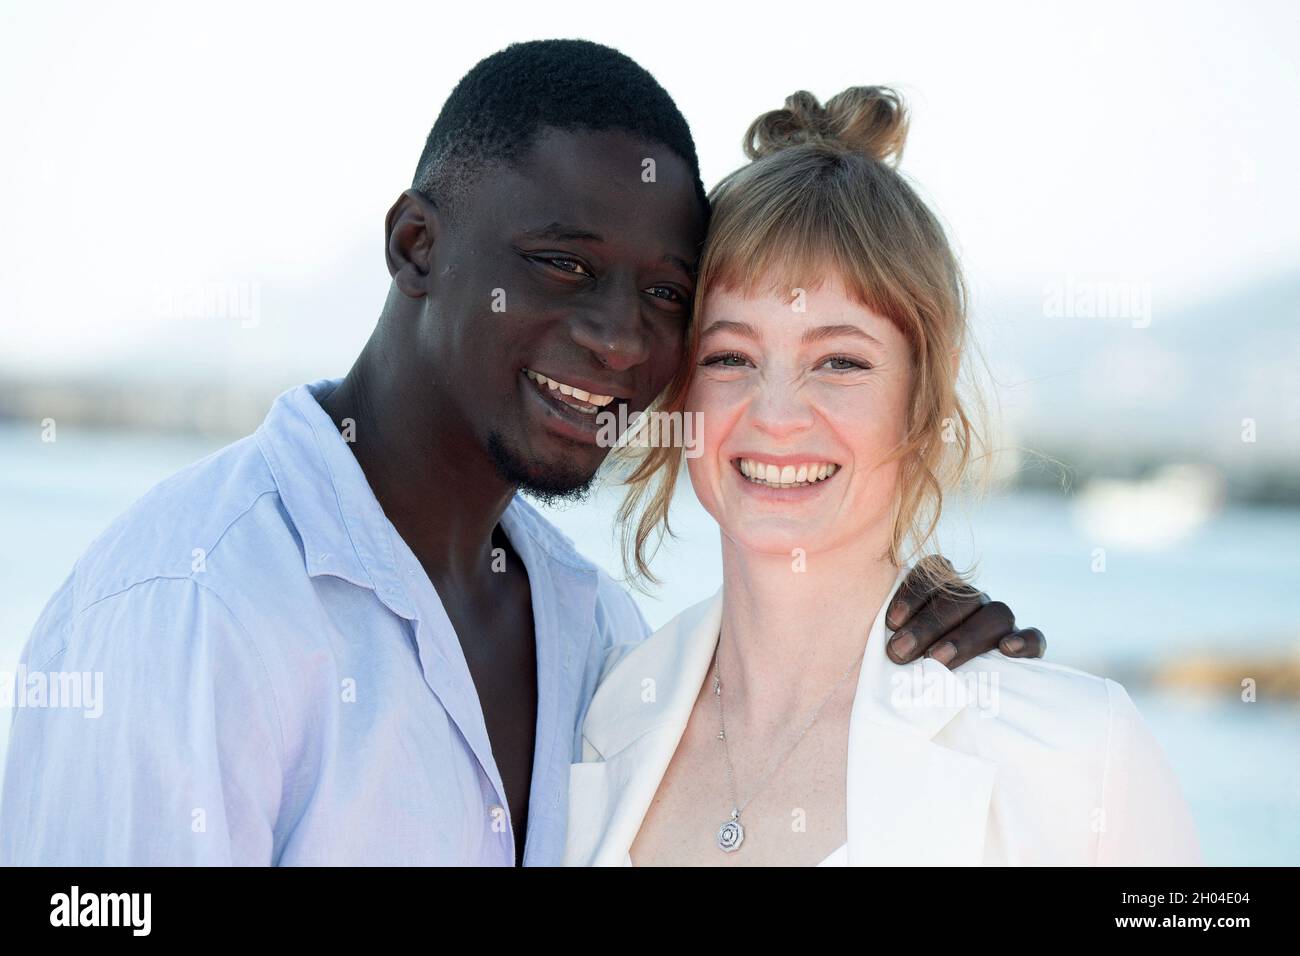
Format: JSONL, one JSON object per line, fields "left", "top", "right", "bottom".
{"left": 614, "top": 86, "right": 987, "bottom": 586}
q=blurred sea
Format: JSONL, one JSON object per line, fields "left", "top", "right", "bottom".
{"left": 1, "top": 422, "right": 1297, "bottom": 864}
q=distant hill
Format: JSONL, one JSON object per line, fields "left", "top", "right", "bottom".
{"left": 2, "top": 266, "right": 1297, "bottom": 500}
{"left": 973, "top": 269, "right": 1300, "bottom": 501}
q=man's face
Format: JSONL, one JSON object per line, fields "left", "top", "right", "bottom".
{"left": 421, "top": 127, "right": 706, "bottom": 500}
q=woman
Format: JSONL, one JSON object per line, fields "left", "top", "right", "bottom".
{"left": 564, "top": 87, "right": 1200, "bottom": 866}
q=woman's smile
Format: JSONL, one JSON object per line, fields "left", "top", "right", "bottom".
{"left": 728, "top": 454, "right": 844, "bottom": 502}
{"left": 734, "top": 456, "right": 841, "bottom": 488}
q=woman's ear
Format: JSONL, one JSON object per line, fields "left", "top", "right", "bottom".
{"left": 384, "top": 189, "right": 442, "bottom": 298}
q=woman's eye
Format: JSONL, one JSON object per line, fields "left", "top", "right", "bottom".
{"left": 702, "top": 351, "right": 751, "bottom": 368}
{"left": 821, "top": 355, "right": 870, "bottom": 371}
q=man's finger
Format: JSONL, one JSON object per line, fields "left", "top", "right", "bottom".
{"left": 999, "top": 627, "right": 1046, "bottom": 659}
{"left": 884, "top": 555, "right": 959, "bottom": 631}
{"left": 886, "top": 588, "right": 986, "bottom": 663}
{"left": 920, "top": 600, "right": 1018, "bottom": 670}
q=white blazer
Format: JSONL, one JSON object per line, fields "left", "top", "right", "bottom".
{"left": 564, "top": 571, "right": 1202, "bottom": 866}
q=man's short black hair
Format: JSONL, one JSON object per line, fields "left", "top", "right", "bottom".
{"left": 412, "top": 39, "right": 709, "bottom": 220}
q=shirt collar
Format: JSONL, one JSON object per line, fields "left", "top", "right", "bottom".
{"left": 254, "top": 378, "right": 602, "bottom": 622}
{"left": 254, "top": 378, "right": 417, "bottom": 619}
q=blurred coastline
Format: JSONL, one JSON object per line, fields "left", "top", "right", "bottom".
{"left": 4, "top": 267, "right": 1299, "bottom": 691}
{"left": 6, "top": 268, "right": 1297, "bottom": 491}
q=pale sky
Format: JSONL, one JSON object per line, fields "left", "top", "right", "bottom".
{"left": 1, "top": 0, "right": 1297, "bottom": 379}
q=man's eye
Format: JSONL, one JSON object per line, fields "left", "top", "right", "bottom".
{"left": 646, "top": 285, "right": 684, "bottom": 303}
{"left": 531, "top": 255, "right": 592, "bottom": 277}
{"left": 820, "top": 355, "right": 870, "bottom": 371}
{"left": 702, "top": 351, "right": 751, "bottom": 368}
{"left": 550, "top": 257, "right": 592, "bottom": 276}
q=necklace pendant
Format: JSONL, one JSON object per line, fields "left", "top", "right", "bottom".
{"left": 716, "top": 813, "right": 745, "bottom": 853}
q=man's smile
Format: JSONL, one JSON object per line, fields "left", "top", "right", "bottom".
{"left": 520, "top": 367, "right": 636, "bottom": 446}
{"left": 523, "top": 368, "right": 617, "bottom": 413}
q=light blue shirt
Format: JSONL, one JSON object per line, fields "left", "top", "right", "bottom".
{"left": 0, "top": 379, "right": 649, "bottom": 866}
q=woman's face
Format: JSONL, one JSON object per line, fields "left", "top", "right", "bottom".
{"left": 685, "top": 273, "right": 913, "bottom": 561}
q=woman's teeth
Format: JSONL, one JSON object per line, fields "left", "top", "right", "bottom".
{"left": 524, "top": 369, "right": 615, "bottom": 414}
{"left": 737, "top": 458, "right": 840, "bottom": 488}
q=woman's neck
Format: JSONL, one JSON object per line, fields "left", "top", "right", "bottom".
{"left": 715, "top": 534, "right": 900, "bottom": 733}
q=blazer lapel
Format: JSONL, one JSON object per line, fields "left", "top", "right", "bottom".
{"left": 566, "top": 571, "right": 996, "bottom": 867}
{"left": 564, "top": 590, "right": 724, "bottom": 866}
{"left": 846, "top": 571, "right": 997, "bottom": 865}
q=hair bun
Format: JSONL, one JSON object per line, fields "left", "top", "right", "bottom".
{"left": 743, "top": 86, "right": 909, "bottom": 165}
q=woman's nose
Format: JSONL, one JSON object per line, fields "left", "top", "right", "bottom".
{"left": 748, "top": 377, "right": 815, "bottom": 438}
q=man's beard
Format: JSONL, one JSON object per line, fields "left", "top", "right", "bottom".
{"left": 486, "top": 430, "right": 598, "bottom": 507}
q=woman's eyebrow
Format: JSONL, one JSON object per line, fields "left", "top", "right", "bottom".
{"left": 800, "top": 323, "right": 884, "bottom": 348}
{"left": 700, "top": 320, "right": 884, "bottom": 349}
{"left": 699, "top": 319, "right": 760, "bottom": 341}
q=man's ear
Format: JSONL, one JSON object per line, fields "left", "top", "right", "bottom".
{"left": 384, "top": 189, "right": 442, "bottom": 298}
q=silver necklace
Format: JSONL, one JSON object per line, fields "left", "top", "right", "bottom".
{"left": 712, "top": 632, "right": 863, "bottom": 853}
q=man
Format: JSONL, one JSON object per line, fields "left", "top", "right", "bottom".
{"left": 0, "top": 40, "right": 1043, "bottom": 866}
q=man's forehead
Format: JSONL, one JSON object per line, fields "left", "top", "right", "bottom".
{"left": 475, "top": 132, "right": 703, "bottom": 253}
{"left": 525, "top": 124, "right": 684, "bottom": 168}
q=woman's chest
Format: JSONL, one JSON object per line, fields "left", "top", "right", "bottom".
{"left": 630, "top": 707, "right": 852, "bottom": 866}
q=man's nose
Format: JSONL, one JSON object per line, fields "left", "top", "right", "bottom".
{"left": 568, "top": 289, "right": 651, "bottom": 372}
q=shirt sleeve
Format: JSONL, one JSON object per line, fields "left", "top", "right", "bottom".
{"left": 0, "top": 575, "right": 284, "bottom": 865}
{"left": 1097, "top": 678, "right": 1202, "bottom": 865}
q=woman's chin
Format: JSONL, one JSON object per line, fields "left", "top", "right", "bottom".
{"left": 700, "top": 493, "right": 841, "bottom": 559}
{"left": 720, "top": 520, "right": 835, "bottom": 560}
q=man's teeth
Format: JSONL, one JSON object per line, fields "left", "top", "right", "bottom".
{"left": 737, "top": 458, "right": 840, "bottom": 488}
{"left": 524, "top": 369, "right": 615, "bottom": 413}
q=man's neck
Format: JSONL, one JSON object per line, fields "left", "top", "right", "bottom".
{"left": 319, "top": 329, "right": 518, "bottom": 590}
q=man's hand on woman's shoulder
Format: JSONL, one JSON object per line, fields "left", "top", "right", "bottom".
{"left": 884, "top": 555, "right": 1046, "bottom": 670}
